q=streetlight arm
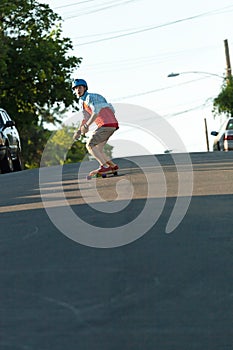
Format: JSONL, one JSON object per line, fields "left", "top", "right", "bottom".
{"left": 167, "top": 71, "right": 225, "bottom": 79}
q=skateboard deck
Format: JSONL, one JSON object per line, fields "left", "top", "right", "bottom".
{"left": 87, "top": 170, "right": 118, "bottom": 180}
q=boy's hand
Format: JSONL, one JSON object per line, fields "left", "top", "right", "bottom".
{"left": 80, "top": 123, "right": 89, "bottom": 135}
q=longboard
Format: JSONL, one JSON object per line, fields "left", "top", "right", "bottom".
{"left": 87, "top": 171, "right": 118, "bottom": 180}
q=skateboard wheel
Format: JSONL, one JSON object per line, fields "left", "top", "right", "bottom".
{"left": 102, "top": 173, "right": 107, "bottom": 178}
{"left": 87, "top": 175, "right": 92, "bottom": 180}
{"left": 113, "top": 171, "right": 118, "bottom": 176}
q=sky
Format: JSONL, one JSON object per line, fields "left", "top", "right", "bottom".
{"left": 38, "top": 0, "right": 233, "bottom": 156}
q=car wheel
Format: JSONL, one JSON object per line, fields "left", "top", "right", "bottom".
{"left": 0, "top": 147, "right": 14, "bottom": 173}
{"left": 13, "top": 150, "right": 23, "bottom": 171}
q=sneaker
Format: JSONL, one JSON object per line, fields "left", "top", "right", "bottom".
{"left": 97, "top": 165, "right": 113, "bottom": 174}
{"left": 107, "top": 161, "right": 119, "bottom": 171}
{"left": 111, "top": 164, "right": 119, "bottom": 171}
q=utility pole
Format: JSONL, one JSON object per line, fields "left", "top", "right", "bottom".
{"left": 204, "top": 118, "right": 209, "bottom": 152}
{"left": 224, "top": 39, "right": 232, "bottom": 81}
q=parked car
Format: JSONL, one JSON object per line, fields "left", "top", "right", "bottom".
{"left": 211, "top": 118, "right": 233, "bottom": 151}
{"left": 0, "top": 108, "right": 23, "bottom": 173}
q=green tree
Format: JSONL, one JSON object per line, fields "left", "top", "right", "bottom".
{"left": 213, "top": 77, "right": 233, "bottom": 118}
{"left": 24, "top": 123, "right": 53, "bottom": 168}
{"left": 41, "top": 125, "right": 88, "bottom": 167}
{"left": 0, "top": 0, "right": 82, "bottom": 168}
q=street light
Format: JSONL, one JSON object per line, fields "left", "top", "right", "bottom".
{"left": 167, "top": 71, "right": 225, "bottom": 79}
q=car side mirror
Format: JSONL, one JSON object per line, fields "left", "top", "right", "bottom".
{"left": 210, "top": 131, "right": 218, "bottom": 136}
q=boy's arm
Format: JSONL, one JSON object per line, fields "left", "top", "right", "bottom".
{"left": 80, "top": 112, "right": 98, "bottom": 135}
{"left": 85, "top": 113, "right": 98, "bottom": 127}
{"left": 73, "top": 109, "right": 92, "bottom": 140}
{"left": 73, "top": 115, "right": 89, "bottom": 140}
{"left": 80, "top": 95, "right": 101, "bottom": 134}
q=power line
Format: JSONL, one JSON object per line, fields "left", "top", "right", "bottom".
{"left": 163, "top": 100, "right": 213, "bottom": 119}
{"left": 132, "top": 99, "right": 214, "bottom": 125}
{"left": 70, "top": 4, "right": 233, "bottom": 45}
{"left": 62, "top": 0, "right": 141, "bottom": 19}
{"left": 112, "top": 76, "right": 215, "bottom": 101}
{"left": 78, "top": 45, "right": 220, "bottom": 73}
{"left": 54, "top": 0, "right": 95, "bottom": 9}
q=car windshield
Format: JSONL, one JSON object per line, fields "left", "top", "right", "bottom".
{"left": 226, "top": 120, "right": 233, "bottom": 130}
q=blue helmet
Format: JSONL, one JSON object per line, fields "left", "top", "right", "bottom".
{"left": 72, "top": 78, "right": 88, "bottom": 90}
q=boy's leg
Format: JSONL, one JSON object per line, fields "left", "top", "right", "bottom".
{"left": 95, "top": 141, "right": 111, "bottom": 163}
{"left": 87, "top": 141, "right": 108, "bottom": 165}
{"left": 86, "top": 127, "right": 117, "bottom": 166}
{"left": 87, "top": 142, "right": 119, "bottom": 173}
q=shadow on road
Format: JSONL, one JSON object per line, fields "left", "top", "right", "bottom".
{"left": 1, "top": 152, "right": 233, "bottom": 349}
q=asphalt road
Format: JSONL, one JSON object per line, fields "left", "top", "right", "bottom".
{"left": 1, "top": 152, "right": 233, "bottom": 350}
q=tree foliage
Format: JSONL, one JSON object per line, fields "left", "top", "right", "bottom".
{"left": 213, "top": 77, "right": 233, "bottom": 118}
{"left": 41, "top": 125, "right": 88, "bottom": 167}
{"left": 0, "top": 0, "right": 84, "bottom": 168}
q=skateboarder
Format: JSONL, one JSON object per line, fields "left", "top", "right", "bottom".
{"left": 72, "top": 78, "right": 119, "bottom": 175}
